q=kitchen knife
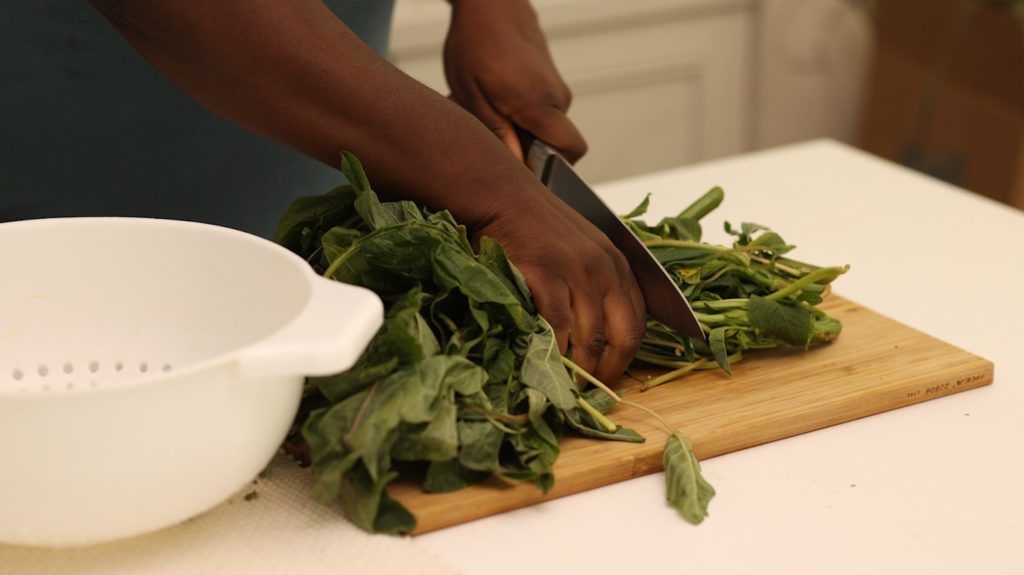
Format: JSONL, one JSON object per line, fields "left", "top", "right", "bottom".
{"left": 518, "top": 132, "right": 706, "bottom": 341}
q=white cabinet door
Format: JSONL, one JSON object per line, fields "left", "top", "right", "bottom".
{"left": 390, "top": 0, "right": 756, "bottom": 184}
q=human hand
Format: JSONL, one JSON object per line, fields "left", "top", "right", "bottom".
{"left": 444, "top": 0, "right": 587, "bottom": 163}
{"left": 473, "top": 181, "right": 645, "bottom": 384}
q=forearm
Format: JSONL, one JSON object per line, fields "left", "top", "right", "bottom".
{"left": 91, "top": 0, "right": 537, "bottom": 228}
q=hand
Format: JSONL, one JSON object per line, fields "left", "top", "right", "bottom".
{"left": 444, "top": 0, "right": 587, "bottom": 163}
{"left": 474, "top": 181, "right": 646, "bottom": 384}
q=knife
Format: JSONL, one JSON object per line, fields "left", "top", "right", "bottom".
{"left": 517, "top": 131, "right": 706, "bottom": 341}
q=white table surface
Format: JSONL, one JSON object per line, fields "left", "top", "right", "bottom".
{"left": 4, "top": 140, "right": 1020, "bottom": 574}
{"left": 416, "top": 139, "right": 1024, "bottom": 574}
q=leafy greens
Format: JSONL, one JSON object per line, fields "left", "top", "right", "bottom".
{"left": 275, "top": 153, "right": 846, "bottom": 534}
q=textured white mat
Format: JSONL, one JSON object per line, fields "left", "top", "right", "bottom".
{"left": 0, "top": 453, "right": 459, "bottom": 575}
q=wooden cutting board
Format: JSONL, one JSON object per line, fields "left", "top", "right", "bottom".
{"left": 388, "top": 295, "right": 994, "bottom": 534}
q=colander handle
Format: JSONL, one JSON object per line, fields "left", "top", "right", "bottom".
{"left": 235, "top": 276, "right": 384, "bottom": 379}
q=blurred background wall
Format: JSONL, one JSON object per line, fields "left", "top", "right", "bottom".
{"left": 390, "top": 0, "right": 1023, "bottom": 210}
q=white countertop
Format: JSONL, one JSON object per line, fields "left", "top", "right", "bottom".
{"left": 416, "top": 140, "right": 1024, "bottom": 574}
{"left": 4, "top": 140, "right": 1020, "bottom": 574}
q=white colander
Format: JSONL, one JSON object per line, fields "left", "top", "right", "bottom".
{"left": 0, "top": 218, "right": 383, "bottom": 547}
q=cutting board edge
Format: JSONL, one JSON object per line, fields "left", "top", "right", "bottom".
{"left": 401, "top": 356, "right": 993, "bottom": 535}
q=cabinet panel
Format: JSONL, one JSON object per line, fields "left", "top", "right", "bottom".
{"left": 391, "top": 0, "right": 756, "bottom": 183}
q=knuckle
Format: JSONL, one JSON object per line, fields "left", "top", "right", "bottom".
{"left": 616, "top": 328, "right": 645, "bottom": 355}
{"left": 543, "top": 309, "right": 572, "bottom": 331}
{"left": 581, "top": 331, "right": 608, "bottom": 355}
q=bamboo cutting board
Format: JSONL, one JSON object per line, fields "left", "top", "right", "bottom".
{"left": 388, "top": 296, "right": 994, "bottom": 534}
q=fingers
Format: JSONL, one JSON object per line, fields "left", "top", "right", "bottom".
{"left": 510, "top": 104, "right": 588, "bottom": 164}
{"left": 528, "top": 271, "right": 572, "bottom": 354}
{"left": 449, "top": 85, "right": 525, "bottom": 163}
{"left": 567, "top": 282, "right": 606, "bottom": 381}
{"left": 590, "top": 277, "right": 646, "bottom": 384}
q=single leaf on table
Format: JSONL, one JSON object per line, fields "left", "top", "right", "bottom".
{"left": 664, "top": 432, "right": 715, "bottom": 525}
{"left": 580, "top": 386, "right": 617, "bottom": 415}
{"left": 565, "top": 413, "right": 646, "bottom": 443}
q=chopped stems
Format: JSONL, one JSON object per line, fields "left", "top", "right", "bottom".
{"left": 562, "top": 357, "right": 682, "bottom": 438}
{"left": 642, "top": 359, "right": 707, "bottom": 390}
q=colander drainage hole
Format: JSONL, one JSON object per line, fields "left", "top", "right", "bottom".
{"left": 114, "top": 361, "right": 123, "bottom": 372}
{"left": 37, "top": 365, "right": 49, "bottom": 377}
{"left": 12, "top": 369, "right": 24, "bottom": 381}
{"left": 162, "top": 364, "right": 172, "bottom": 373}
{"left": 63, "top": 362, "right": 74, "bottom": 375}
{"left": 89, "top": 361, "right": 99, "bottom": 373}
{"left": 139, "top": 362, "right": 148, "bottom": 373}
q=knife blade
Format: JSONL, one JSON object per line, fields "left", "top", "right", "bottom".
{"left": 520, "top": 134, "right": 706, "bottom": 341}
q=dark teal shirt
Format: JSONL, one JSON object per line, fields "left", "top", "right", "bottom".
{"left": 1, "top": 0, "right": 396, "bottom": 238}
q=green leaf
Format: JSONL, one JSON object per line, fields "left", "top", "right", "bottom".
{"left": 477, "top": 236, "right": 535, "bottom": 312}
{"left": 482, "top": 337, "right": 516, "bottom": 384}
{"left": 623, "top": 193, "right": 651, "bottom": 218}
{"left": 708, "top": 327, "right": 732, "bottom": 374}
{"left": 748, "top": 295, "right": 814, "bottom": 346}
{"left": 457, "top": 420, "right": 505, "bottom": 472}
{"left": 423, "top": 459, "right": 492, "bottom": 493}
{"left": 390, "top": 400, "right": 458, "bottom": 462}
{"left": 525, "top": 388, "right": 559, "bottom": 447}
{"left": 373, "top": 490, "right": 417, "bottom": 534}
{"left": 580, "top": 386, "right": 617, "bottom": 414}
{"left": 664, "top": 432, "right": 715, "bottom": 525}
{"left": 274, "top": 185, "right": 357, "bottom": 257}
{"left": 749, "top": 231, "right": 795, "bottom": 256}
{"left": 519, "top": 319, "right": 579, "bottom": 410}
{"left": 568, "top": 418, "right": 646, "bottom": 443}
{"left": 338, "top": 464, "right": 414, "bottom": 534}
{"left": 340, "top": 151, "right": 372, "bottom": 194}
{"left": 321, "top": 226, "right": 363, "bottom": 266}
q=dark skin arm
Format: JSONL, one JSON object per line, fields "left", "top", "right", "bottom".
{"left": 90, "top": 0, "right": 645, "bottom": 383}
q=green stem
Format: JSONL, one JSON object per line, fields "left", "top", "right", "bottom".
{"left": 691, "top": 299, "right": 748, "bottom": 311}
{"left": 575, "top": 397, "right": 617, "bottom": 433}
{"left": 561, "top": 357, "right": 684, "bottom": 438}
{"left": 642, "top": 359, "right": 707, "bottom": 390}
{"left": 634, "top": 351, "right": 696, "bottom": 369}
{"left": 643, "top": 239, "right": 730, "bottom": 253}
{"left": 562, "top": 357, "right": 620, "bottom": 402}
{"left": 748, "top": 254, "right": 802, "bottom": 277}
{"left": 636, "top": 350, "right": 742, "bottom": 370}
{"left": 677, "top": 186, "right": 724, "bottom": 221}
{"left": 322, "top": 242, "right": 360, "bottom": 279}
{"left": 765, "top": 265, "right": 849, "bottom": 301}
